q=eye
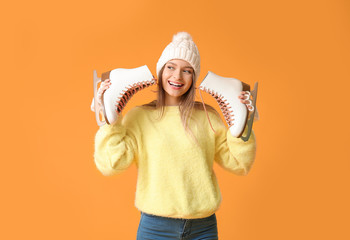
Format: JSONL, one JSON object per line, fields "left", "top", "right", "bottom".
{"left": 167, "top": 66, "right": 174, "bottom": 70}
{"left": 183, "top": 69, "right": 192, "bottom": 74}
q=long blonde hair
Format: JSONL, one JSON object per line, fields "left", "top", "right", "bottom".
{"left": 142, "top": 65, "right": 219, "bottom": 138}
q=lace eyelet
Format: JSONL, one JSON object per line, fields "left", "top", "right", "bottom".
{"left": 201, "top": 87, "right": 235, "bottom": 126}
{"left": 115, "top": 79, "right": 156, "bottom": 112}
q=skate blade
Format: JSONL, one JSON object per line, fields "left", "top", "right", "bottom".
{"left": 93, "top": 70, "right": 107, "bottom": 126}
{"left": 240, "top": 82, "right": 258, "bottom": 142}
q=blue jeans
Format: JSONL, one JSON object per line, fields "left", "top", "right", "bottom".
{"left": 136, "top": 212, "right": 218, "bottom": 240}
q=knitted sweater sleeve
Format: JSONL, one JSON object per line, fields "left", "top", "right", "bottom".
{"left": 94, "top": 110, "right": 138, "bottom": 176}
{"left": 213, "top": 114, "right": 257, "bottom": 176}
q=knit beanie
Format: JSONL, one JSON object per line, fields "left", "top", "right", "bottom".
{"left": 156, "top": 32, "right": 200, "bottom": 82}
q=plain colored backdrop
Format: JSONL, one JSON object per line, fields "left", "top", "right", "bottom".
{"left": 1, "top": 0, "right": 349, "bottom": 239}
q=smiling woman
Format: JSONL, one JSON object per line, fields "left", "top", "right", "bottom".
{"left": 93, "top": 32, "right": 257, "bottom": 240}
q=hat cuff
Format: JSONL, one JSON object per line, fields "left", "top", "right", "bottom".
{"left": 156, "top": 48, "right": 200, "bottom": 81}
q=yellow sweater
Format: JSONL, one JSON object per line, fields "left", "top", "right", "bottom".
{"left": 94, "top": 106, "right": 256, "bottom": 219}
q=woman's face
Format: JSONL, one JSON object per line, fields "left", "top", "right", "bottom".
{"left": 161, "top": 59, "right": 194, "bottom": 106}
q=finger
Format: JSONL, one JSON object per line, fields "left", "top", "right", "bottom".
{"left": 98, "top": 88, "right": 106, "bottom": 95}
{"left": 99, "top": 80, "right": 110, "bottom": 90}
{"left": 240, "top": 99, "right": 252, "bottom": 105}
{"left": 100, "top": 83, "right": 111, "bottom": 91}
{"left": 247, "top": 104, "right": 254, "bottom": 112}
{"left": 98, "top": 89, "right": 106, "bottom": 96}
{"left": 246, "top": 104, "right": 254, "bottom": 112}
{"left": 245, "top": 99, "right": 252, "bottom": 105}
{"left": 238, "top": 94, "right": 246, "bottom": 99}
{"left": 244, "top": 92, "right": 251, "bottom": 100}
{"left": 98, "top": 86, "right": 105, "bottom": 93}
{"left": 102, "top": 83, "right": 110, "bottom": 89}
{"left": 101, "top": 81, "right": 111, "bottom": 87}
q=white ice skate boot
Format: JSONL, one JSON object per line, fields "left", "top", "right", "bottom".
{"left": 198, "top": 71, "right": 258, "bottom": 141}
{"left": 93, "top": 65, "right": 155, "bottom": 126}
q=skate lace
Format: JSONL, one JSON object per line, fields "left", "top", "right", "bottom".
{"left": 116, "top": 79, "right": 157, "bottom": 113}
{"left": 198, "top": 86, "right": 235, "bottom": 129}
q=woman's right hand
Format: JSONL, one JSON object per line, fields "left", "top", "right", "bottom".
{"left": 91, "top": 79, "right": 112, "bottom": 112}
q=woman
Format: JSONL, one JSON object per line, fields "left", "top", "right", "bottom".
{"left": 94, "top": 32, "right": 256, "bottom": 240}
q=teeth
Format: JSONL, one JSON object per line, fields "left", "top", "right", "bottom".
{"left": 169, "top": 81, "right": 183, "bottom": 87}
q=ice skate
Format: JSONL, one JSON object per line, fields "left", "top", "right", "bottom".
{"left": 93, "top": 65, "right": 155, "bottom": 126}
{"left": 198, "top": 71, "right": 258, "bottom": 141}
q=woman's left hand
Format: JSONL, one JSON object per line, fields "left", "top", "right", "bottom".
{"left": 238, "top": 91, "right": 260, "bottom": 121}
{"left": 238, "top": 91, "right": 254, "bottom": 112}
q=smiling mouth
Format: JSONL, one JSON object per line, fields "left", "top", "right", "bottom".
{"left": 168, "top": 81, "right": 184, "bottom": 87}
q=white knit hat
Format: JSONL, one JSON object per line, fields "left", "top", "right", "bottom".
{"left": 156, "top": 32, "right": 200, "bottom": 81}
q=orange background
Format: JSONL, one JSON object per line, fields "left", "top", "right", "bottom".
{"left": 1, "top": 0, "right": 349, "bottom": 239}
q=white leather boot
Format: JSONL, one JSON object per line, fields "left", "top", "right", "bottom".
{"left": 93, "top": 65, "right": 155, "bottom": 126}
{"left": 198, "top": 71, "right": 258, "bottom": 141}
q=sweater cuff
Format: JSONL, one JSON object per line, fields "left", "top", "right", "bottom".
{"left": 98, "top": 114, "right": 124, "bottom": 132}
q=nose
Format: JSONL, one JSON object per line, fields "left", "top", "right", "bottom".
{"left": 172, "top": 69, "right": 182, "bottom": 80}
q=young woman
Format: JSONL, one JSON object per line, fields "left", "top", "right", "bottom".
{"left": 93, "top": 32, "right": 256, "bottom": 240}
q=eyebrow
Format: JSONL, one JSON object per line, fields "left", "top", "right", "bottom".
{"left": 167, "top": 61, "right": 193, "bottom": 69}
